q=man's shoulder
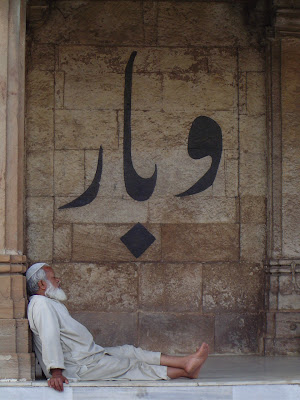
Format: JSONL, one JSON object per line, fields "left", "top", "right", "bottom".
{"left": 28, "top": 295, "right": 58, "bottom": 311}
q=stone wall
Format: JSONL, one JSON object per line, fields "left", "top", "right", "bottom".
{"left": 25, "top": 0, "right": 268, "bottom": 355}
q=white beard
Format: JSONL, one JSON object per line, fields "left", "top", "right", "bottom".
{"left": 45, "top": 280, "right": 67, "bottom": 302}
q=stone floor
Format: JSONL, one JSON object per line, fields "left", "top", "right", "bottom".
{"left": 1, "top": 356, "right": 300, "bottom": 399}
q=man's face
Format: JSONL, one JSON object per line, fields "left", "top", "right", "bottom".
{"left": 44, "top": 267, "right": 61, "bottom": 289}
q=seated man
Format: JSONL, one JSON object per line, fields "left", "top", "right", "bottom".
{"left": 26, "top": 263, "right": 209, "bottom": 392}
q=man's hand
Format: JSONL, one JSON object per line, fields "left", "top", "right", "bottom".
{"left": 48, "top": 368, "right": 69, "bottom": 392}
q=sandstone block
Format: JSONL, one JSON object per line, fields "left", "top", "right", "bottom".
{"left": 54, "top": 150, "right": 84, "bottom": 196}
{"left": 55, "top": 196, "right": 148, "bottom": 224}
{"left": 266, "top": 312, "right": 275, "bottom": 338}
{"left": 161, "top": 224, "right": 239, "bottom": 262}
{"left": 148, "top": 196, "right": 237, "bottom": 224}
{"left": 281, "top": 39, "right": 300, "bottom": 114}
{"left": 282, "top": 195, "right": 300, "bottom": 258}
{"left": 27, "top": 223, "right": 53, "bottom": 263}
{"left": 207, "top": 48, "right": 237, "bottom": 75}
{"left": 53, "top": 224, "right": 72, "bottom": 261}
{"left": 139, "top": 313, "right": 214, "bottom": 354}
{"left": 239, "top": 47, "right": 265, "bottom": 72}
{"left": 240, "top": 224, "right": 266, "bottom": 262}
{"left": 64, "top": 73, "right": 123, "bottom": 110}
{"left": 215, "top": 313, "right": 262, "bottom": 354}
{"left": 239, "top": 152, "right": 267, "bottom": 196}
{"left": 239, "top": 115, "right": 267, "bottom": 154}
{"left": 163, "top": 72, "right": 236, "bottom": 113}
{"left": 54, "top": 263, "right": 138, "bottom": 312}
{"left": 26, "top": 108, "right": 54, "bottom": 151}
{"left": 55, "top": 109, "right": 118, "bottom": 150}
{"left": 72, "top": 224, "right": 160, "bottom": 262}
{"left": 143, "top": 1, "right": 158, "bottom": 45}
{"left": 225, "top": 152, "right": 239, "bottom": 197}
{"left": 26, "top": 196, "right": 54, "bottom": 224}
{"left": 59, "top": 46, "right": 209, "bottom": 75}
{"left": 278, "top": 291, "right": 300, "bottom": 310}
{"left": 246, "top": 72, "right": 266, "bottom": 116}
{"left": 265, "top": 338, "right": 300, "bottom": 356}
{"left": 157, "top": 2, "right": 253, "bottom": 47}
{"left": 55, "top": 71, "right": 65, "bottom": 109}
{"left": 29, "top": 43, "right": 55, "bottom": 71}
{"left": 276, "top": 312, "right": 300, "bottom": 338}
{"left": 11, "top": 275, "right": 26, "bottom": 318}
{"left": 139, "top": 263, "right": 202, "bottom": 312}
{"left": 26, "top": 151, "right": 54, "bottom": 196}
{"left": 26, "top": 70, "right": 54, "bottom": 109}
{"left": 16, "top": 319, "right": 30, "bottom": 353}
{"left": 212, "top": 156, "right": 226, "bottom": 196}
{"left": 238, "top": 72, "right": 247, "bottom": 115}
{"left": 269, "top": 275, "right": 279, "bottom": 310}
{"left": 0, "top": 320, "right": 16, "bottom": 353}
{"left": 240, "top": 196, "right": 266, "bottom": 224}
{"left": 0, "top": 354, "right": 19, "bottom": 379}
{"left": 85, "top": 149, "right": 124, "bottom": 198}
{"left": 70, "top": 311, "right": 138, "bottom": 347}
{"left": 203, "top": 263, "right": 264, "bottom": 314}
{"left": 34, "top": 1, "right": 144, "bottom": 46}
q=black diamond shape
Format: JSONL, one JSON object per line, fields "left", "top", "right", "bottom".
{"left": 120, "top": 223, "right": 156, "bottom": 258}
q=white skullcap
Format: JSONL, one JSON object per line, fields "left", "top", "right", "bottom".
{"left": 26, "top": 263, "right": 49, "bottom": 281}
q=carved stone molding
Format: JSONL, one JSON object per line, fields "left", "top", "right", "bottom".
{"left": 275, "top": 9, "right": 300, "bottom": 37}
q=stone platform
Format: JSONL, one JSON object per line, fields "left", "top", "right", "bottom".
{"left": 1, "top": 356, "right": 300, "bottom": 399}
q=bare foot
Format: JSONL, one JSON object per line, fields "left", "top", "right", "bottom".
{"left": 184, "top": 342, "right": 209, "bottom": 378}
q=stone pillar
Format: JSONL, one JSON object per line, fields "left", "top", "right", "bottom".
{"left": 0, "top": 0, "right": 33, "bottom": 379}
{"left": 265, "top": 2, "right": 300, "bottom": 354}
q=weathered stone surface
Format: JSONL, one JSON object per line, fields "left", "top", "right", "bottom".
{"left": 240, "top": 196, "right": 266, "bottom": 224}
{"left": 269, "top": 275, "right": 279, "bottom": 310}
{"left": 55, "top": 71, "right": 65, "bottom": 109}
{"left": 282, "top": 146, "right": 300, "bottom": 196}
{"left": 55, "top": 196, "right": 148, "bottom": 224}
{"left": 32, "top": 1, "right": 145, "bottom": 46}
{"left": 239, "top": 152, "right": 267, "bottom": 196}
{"left": 53, "top": 224, "right": 72, "bottom": 261}
{"left": 29, "top": 43, "right": 55, "bottom": 71}
{"left": 0, "top": 275, "right": 13, "bottom": 318}
{"left": 16, "top": 319, "right": 30, "bottom": 353}
{"left": 157, "top": 2, "right": 256, "bottom": 47}
{"left": 54, "top": 263, "right": 138, "bottom": 312}
{"left": 26, "top": 70, "right": 54, "bottom": 109}
{"left": 239, "top": 115, "right": 267, "bottom": 154}
{"left": 266, "top": 312, "right": 275, "bottom": 338}
{"left": 240, "top": 224, "right": 266, "bottom": 262}
{"left": 26, "top": 108, "right": 54, "bottom": 151}
{"left": 54, "top": 150, "right": 85, "bottom": 196}
{"left": 282, "top": 195, "right": 300, "bottom": 258}
{"left": 215, "top": 313, "right": 262, "bottom": 354}
{"left": 276, "top": 312, "right": 300, "bottom": 338}
{"left": 281, "top": 39, "right": 300, "bottom": 115}
{"left": 70, "top": 312, "right": 138, "bottom": 347}
{"left": 27, "top": 223, "right": 53, "bottom": 262}
{"left": 0, "top": 320, "right": 16, "bottom": 352}
{"left": 55, "top": 109, "right": 118, "bottom": 150}
{"left": 265, "top": 338, "right": 300, "bottom": 356}
{"left": 26, "top": 151, "right": 54, "bottom": 196}
{"left": 238, "top": 72, "right": 247, "bottom": 115}
{"left": 203, "top": 263, "right": 264, "bottom": 314}
{"left": 139, "top": 263, "right": 202, "bottom": 312}
{"left": 72, "top": 224, "right": 161, "bottom": 262}
{"left": 224, "top": 151, "right": 239, "bottom": 197}
{"left": 246, "top": 72, "right": 266, "bottom": 116}
{"left": 26, "top": 196, "right": 53, "bottom": 224}
{"left": 11, "top": 276, "right": 26, "bottom": 318}
{"left": 64, "top": 72, "right": 163, "bottom": 111}
{"left": 278, "top": 291, "right": 300, "bottom": 310}
{"left": 143, "top": 1, "right": 158, "bottom": 45}
{"left": 207, "top": 47, "right": 237, "bottom": 75}
{"left": 161, "top": 224, "right": 239, "bottom": 262}
{"left": 163, "top": 72, "right": 237, "bottom": 113}
{"left": 148, "top": 197, "right": 237, "bottom": 224}
{"left": 239, "top": 47, "right": 265, "bottom": 72}
{"left": 59, "top": 46, "right": 209, "bottom": 75}
{"left": 139, "top": 313, "right": 214, "bottom": 354}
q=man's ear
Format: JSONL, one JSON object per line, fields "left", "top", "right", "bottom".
{"left": 38, "top": 280, "right": 47, "bottom": 291}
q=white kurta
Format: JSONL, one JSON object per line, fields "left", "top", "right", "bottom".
{"left": 27, "top": 295, "right": 168, "bottom": 381}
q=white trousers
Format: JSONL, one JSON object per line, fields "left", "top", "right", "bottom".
{"left": 77, "top": 345, "right": 169, "bottom": 381}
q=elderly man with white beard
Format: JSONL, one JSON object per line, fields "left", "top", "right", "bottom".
{"left": 26, "top": 263, "right": 209, "bottom": 392}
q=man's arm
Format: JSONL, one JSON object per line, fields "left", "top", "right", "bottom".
{"left": 48, "top": 368, "right": 69, "bottom": 392}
